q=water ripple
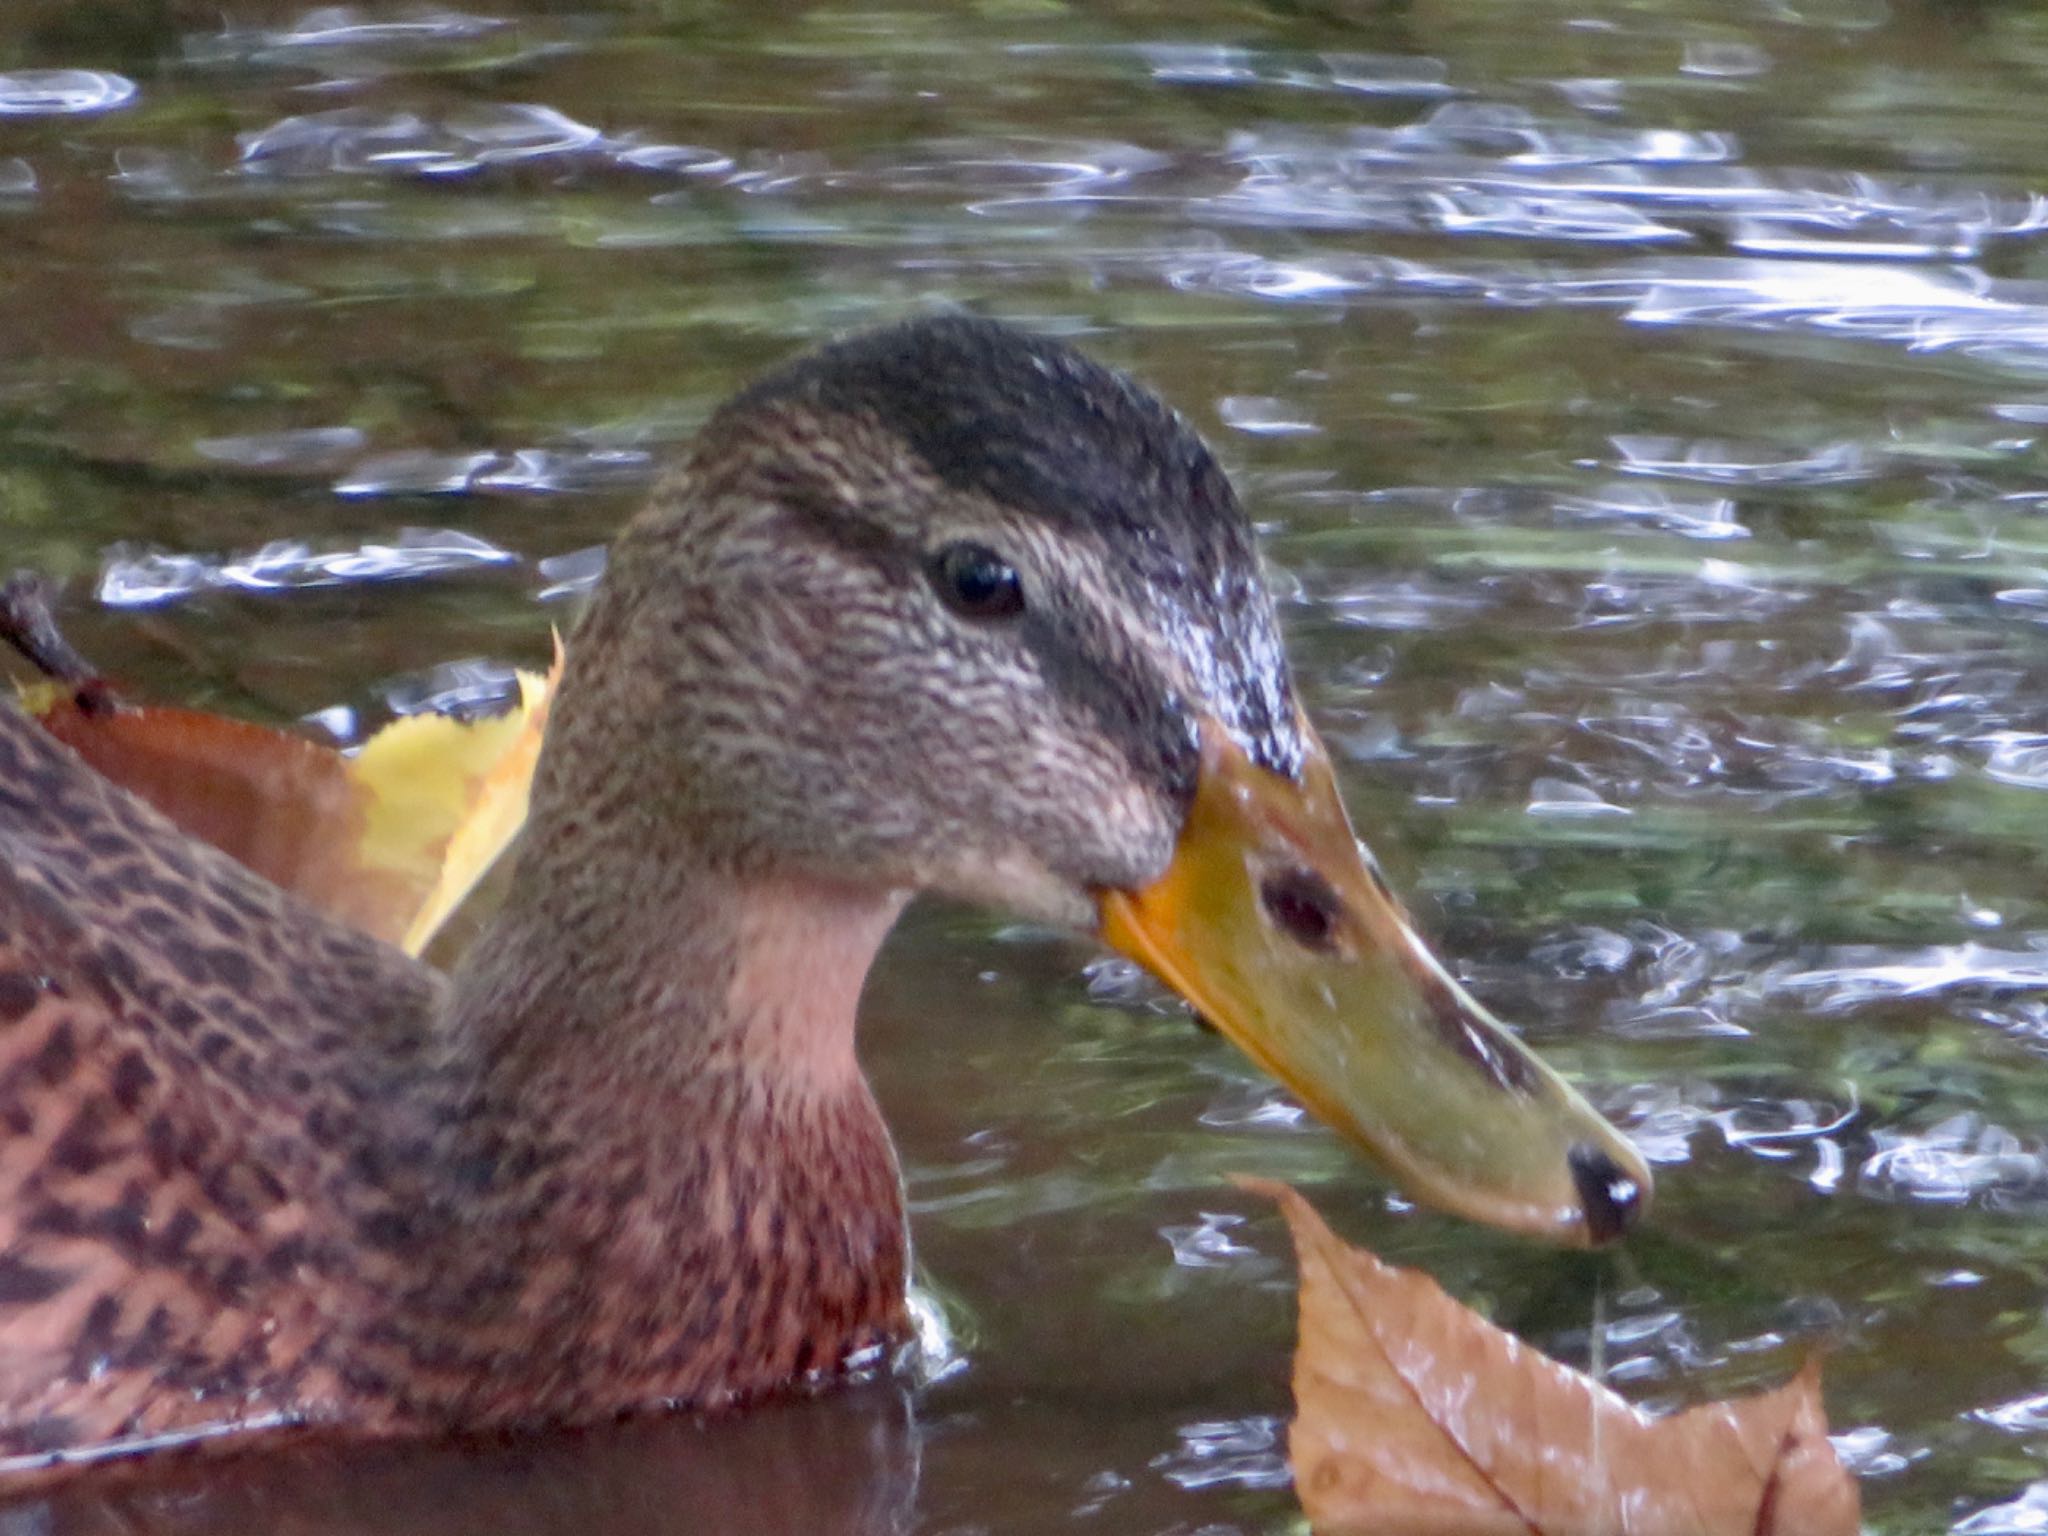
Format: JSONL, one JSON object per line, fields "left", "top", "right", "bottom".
{"left": 1602, "top": 927, "right": 1765, "bottom": 1040}
{"left": 0, "top": 70, "right": 137, "bottom": 117}
{"left": 186, "top": 6, "right": 538, "bottom": 78}
{"left": 1956, "top": 1482, "right": 2048, "bottom": 1535}
{"left": 1217, "top": 395, "right": 1317, "bottom": 436}
{"left": 1167, "top": 249, "right": 1389, "bottom": 302}
{"left": 1208, "top": 107, "right": 2047, "bottom": 260}
{"left": 611, "top": 141, "right": 738, "bottom": 179}
{"left": 110, "top": 146, "right": 215, "bottom": 203}
{"left": 1158, "top": 1211, "right": 1260, "bottom": 1270}
{"left": 1681, "top": 40, "right": 1772, "bottom": 79}
{"left": 1212, "top": 121, "right": 1707, "bottom": 244}
{"left": 1555, "top": 484, "right": 1749, "bottom": 540}
{"left": 1609, "top": 435, "right": 1874, "bottom": 487}
{"left": 1974, "top": 1392, "right": 2048, "bottom": 1436}
{"left": 1133, "top": 42, "right": 1454, "bottom": 99}
{"left": 1860, "top": 1113, "right": 2048, "bottom": 1208}
{"left": 97, "top": 530, "right": 516, "bottom": 607}
{"left": 476, "top": 448, "right": 655, "bottom": 495}
{"left": 1525, "top": 776, "right": 1632, "bottom": 818}
{"left": 195, "top": 426, "right": 367, "bottom": 472}
{"left": 1608, "top": 1082, "right": 1719, "bottom": 1164}
{"left": 1711, "top": 1095, "right": 1858, "bottom": 1193}
{"left": 827, "top": 137, "right": 1171, "bottom": 212}
{"left": 328, "top": 439, "right": 650, "bottom": 499}
{"left": 1627, "top": 260, "right": 2048, "bottom": 371}
{"left": 1196, "top": 1077, "right": 1307, "bottom": 1132}
{"left": 197, "top": 4, "right": 505, "bottom": 52}
{"left": 1321, "top": 573, "right": 1493, "bottom": 633}
{"left": 335, "top": 450, "right": 501, "bottom": 496}
{"left": 239, "top": 103, "right": 605, "bottom": 178}
{"left": 1978, "top": 732, "right": 2048, "bottom": 789}
{"left": 1150, "top": 1416, "right": 1290, "bottom": 1492}
{"left": 536, "top": 544, "right": 607, "bottom": 602}
{"left": 1830, "top": 1424, "right": 1915, "bottom": 1479}
{"left": 381, "top": 657, "right": 523, "bottom": 719}
{"left": 1767, "top": 942, "right": 2048, "bottom": 1011}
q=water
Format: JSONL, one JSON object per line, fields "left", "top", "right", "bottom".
{"left": 4, "top": 0, "right": 2048, "bottom": 1529}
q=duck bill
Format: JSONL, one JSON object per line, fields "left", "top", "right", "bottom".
{"left": 1098, "top": 720, "right": 1650, "bottom": 1247}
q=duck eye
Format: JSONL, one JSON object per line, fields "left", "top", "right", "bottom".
{"left": 930, "top": 542, "right": 1025, "bottom": 621}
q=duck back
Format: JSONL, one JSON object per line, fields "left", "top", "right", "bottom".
{"left": 0, "top": 705, "right": 447, "bottom": 1465}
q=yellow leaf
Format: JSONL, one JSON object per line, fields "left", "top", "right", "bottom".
{"left": 389, "top": 636, "right": 561, "bottom": 955}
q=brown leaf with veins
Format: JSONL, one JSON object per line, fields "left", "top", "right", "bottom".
{"left": 1240, "top": 1177, "right": 1859, "bottom": 1536}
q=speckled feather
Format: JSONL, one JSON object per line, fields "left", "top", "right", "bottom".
{"left": 0, "top": 315, "right": 1300, "bottom": 1474}
{"left": 0, "top": 706, "right": 909, "bottom": 1467}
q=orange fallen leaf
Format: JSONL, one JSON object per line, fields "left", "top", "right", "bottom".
{"left": 1239, "top": 1177, "right": 1859, "bottom": 1536}
{"left": 26, "top": 684, "right": 400, "bottom": 933}
{"left": 20, "top": 642, "right": 559, "bottom": 956}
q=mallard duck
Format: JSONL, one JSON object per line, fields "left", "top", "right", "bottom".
{"left": 0, "top": 316, "right": 1648, "bottom": 1471}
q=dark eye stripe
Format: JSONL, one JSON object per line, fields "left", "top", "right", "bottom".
{"left": 1018, "top": 601, "right": 1199, "bottom": 811}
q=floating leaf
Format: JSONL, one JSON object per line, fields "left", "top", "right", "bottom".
{"left": 20, "top": 645, "right": 559, "bottom": 955}
{"left": 1239, "top": 1177, "right": 1859, "bottom": 1536}
{"left": 27, "top": 686, "right": 401, "bottom": 932}
{"left": 372, "top": 638, "right": 560, "bottom": 955}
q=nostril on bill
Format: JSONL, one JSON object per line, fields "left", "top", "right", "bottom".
{"left": 1257, "top": 867, "right": 1342, "bottom": 954}
{"left": 1569, "top": 1142, "right": 1645, "bottom": 1245}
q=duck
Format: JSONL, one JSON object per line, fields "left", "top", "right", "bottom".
{"left": 0, "top": 315, "right": 1649, "bottom": 1472}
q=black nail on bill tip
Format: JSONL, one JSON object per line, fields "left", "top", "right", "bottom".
{"left": 1569, "top": 1141, "right": 1644, "bottom": 1245}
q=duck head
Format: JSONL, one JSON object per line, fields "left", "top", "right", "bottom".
{"left": 547, "top": 314, "right": 1649, "bottom": 1246}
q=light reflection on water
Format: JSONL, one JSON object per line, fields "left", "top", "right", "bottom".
{"left": 97, "top": 528, "right": 518, "bottom": 606}
{"left": 0, "top": 68, "right": 135, "bottom": 115}
{"left": 5, "top": 0, "right": 2048, "bottom": 1529}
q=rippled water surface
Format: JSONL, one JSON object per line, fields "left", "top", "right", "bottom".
{"left": 7, "top": 0, "right": 2048, "bottom": 1530}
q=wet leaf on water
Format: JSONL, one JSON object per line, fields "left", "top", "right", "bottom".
{"left": 21, "top": 640, "right": 558, "bottom": 955}
{"left": 1238, "top": 1177, "right": 1859, "bottom": 1536}
{"left": 366, "top": 639, "right": 560, "bottom": 955}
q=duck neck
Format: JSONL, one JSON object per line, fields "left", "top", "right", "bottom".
{"left": 455, "top": 838, "right": 906, "bottom": 1111}
{"left": 422, "top": 815, "right": 915, "bottom": 1420}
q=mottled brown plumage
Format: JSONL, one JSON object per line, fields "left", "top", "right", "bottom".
{"left": 0, "top": 316, "right": 1306, "bottom": 1472}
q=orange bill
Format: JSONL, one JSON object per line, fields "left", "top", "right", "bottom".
{"left": 1099, "top": 720, "right": 1651, "bottom": 1246}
